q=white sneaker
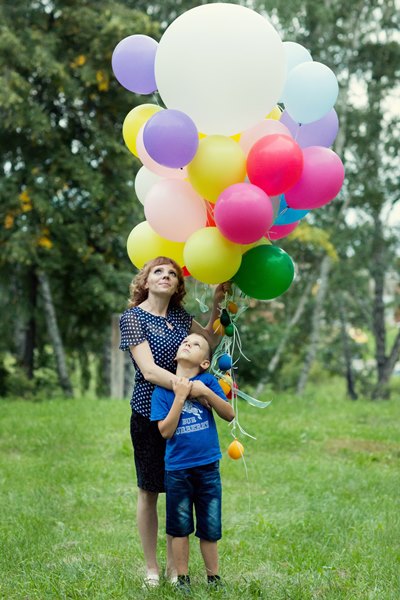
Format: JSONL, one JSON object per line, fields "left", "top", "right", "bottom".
{"left": 142, "top": 572, "right": 160, "bottom": 588}
{"left": 165, "top": 569, "right": 178, "bottom": 584}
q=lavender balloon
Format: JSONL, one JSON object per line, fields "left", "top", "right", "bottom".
{"left": 275, "top": 195, "right": 309, "bottom": 225}
{"left": 280, "top": 109, "right": 339, "bottom": 148}
{"left": 112, "top": 35, "right": 158, "bottom": 94}
{"left": 143, "top": 109, "right": 199, "bottom": 169}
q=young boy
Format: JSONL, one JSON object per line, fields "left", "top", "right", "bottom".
{"left": 151, "top": 333, "right": 235, "bottom": 591}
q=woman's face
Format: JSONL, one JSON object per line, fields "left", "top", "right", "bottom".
{"left": 145, "top": 263, "right": 179, "bottom": 297}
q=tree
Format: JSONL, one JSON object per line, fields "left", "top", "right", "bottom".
{"left": 0, "top": 0, "right": 157, "bottom": 393}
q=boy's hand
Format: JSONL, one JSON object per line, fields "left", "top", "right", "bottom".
{"left": 172, "top": 377, "right": 192, "bottom": 402}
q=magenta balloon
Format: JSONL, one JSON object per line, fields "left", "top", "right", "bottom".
{"left": 143, "top": 109, "right": 199, "bottom": 168}
{"left": 267, "top": 221, "right": 299, "bottom": 240}
{"left": 112, "top": 35, "right": 158, "bottom": 94}
{"left": 285, "top": 146, "right": 345, "bottom": 210}
{"left": 214, "top": 182, "right": 274, "bottom": 244}
{"left": 280, "top": 109, "right": 339, "bottom": 148}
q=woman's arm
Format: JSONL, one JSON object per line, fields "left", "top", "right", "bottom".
{"left": 190, "top": 282, "right": 230, "bottom": 348}
{"left": 130, "top": 340, "right": 179, "bottom": 390}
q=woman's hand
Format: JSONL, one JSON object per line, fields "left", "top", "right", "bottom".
{"left": 190, "top": 380, "right": 211, "bottom": 410}
{"left": 213, "top": 282, "right": 232, "bottom": 306}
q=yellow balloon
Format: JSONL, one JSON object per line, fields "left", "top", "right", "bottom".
{"left": 230, "top": 133, "right": 241, "bottom": 142}
{"left": 184, "top": 227, "right": 242, "bottom": 284}
{"left": 240, "top": 237, "right": 271, "bottom": 254}
{"left": 123, "top": 104, "right": 162, "bottom": 157}
{"left": 187, "top": 136, "right": 246, "bottom": 203}
{"left": 127, "top": 221, "right": 185, "bottom": 268}
{"left": 266, "top": 105, "right": 282, "bottom": 120}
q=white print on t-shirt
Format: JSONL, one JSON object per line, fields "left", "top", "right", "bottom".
{"left": 175, "top": 421, "right": 209, "bottom": 435}
{"left": 174, "top": 400, "right": 208, "bottom": 435}
{"left": 181, "top": 400, "right": 202, "bottom": 420}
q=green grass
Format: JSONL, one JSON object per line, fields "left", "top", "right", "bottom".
{"left": 1, "top": 382, "right": 399, "bottom": 599}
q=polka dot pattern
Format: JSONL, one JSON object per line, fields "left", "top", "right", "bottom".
{"left": 120, "top": 305, "right": 193, "bottom": 417}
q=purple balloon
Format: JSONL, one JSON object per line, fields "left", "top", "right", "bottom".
{"left": 143, "top": 109, "right": 199, "bottom": 169}
{"left": 112, "top": 35, "right": 158, "bottom": 94}
{"left": 280, "top": 109, "right": 339, "bottom": 148}
{"left": 285, "top": 146, "right": 345, "bottom": 210}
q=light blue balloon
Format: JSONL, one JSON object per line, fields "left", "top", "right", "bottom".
{"left": 275, "top": 196, "right": 309, "bottom": 225}
{"left": 281, "top": 42, "right": 312, "bottom": 103}
{"left": 284, "top": 61, "right": 339, "bottom": 124}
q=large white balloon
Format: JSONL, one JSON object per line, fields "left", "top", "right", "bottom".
{"left": 155, "top": 3, "right": 286, "bottom": 136}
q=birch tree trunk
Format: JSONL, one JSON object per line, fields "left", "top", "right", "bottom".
{"left": 338, "top": 295, "right": 358, "bottom": 400}
{"left": 296, "top": 256, "right": 332, "bottom": 395}
{"left": 371, "top": 330, "right": 400, "bottom": 399}
{"left": 37, "top": 270, "right": 73, "bottom": 397}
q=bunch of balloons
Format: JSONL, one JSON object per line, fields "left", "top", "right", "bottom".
{"left": 112, "top": 3, "right": 344, "bottom": 301}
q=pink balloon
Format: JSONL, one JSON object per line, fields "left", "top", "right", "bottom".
{"left": 214, "top": 182, "right": 274, "bottom": 244}
{"left": 136, "top": 126, "right": 188, "bottom": 179}
{"left": 267, "top": 221, "right": 299, "bottom": 240}
{"left": 285, "top": 146, "right": 345, "bottom": 209}
{"left": 247, "top": 134, "right": 304, "bottom": 196}
{"left": 144, "top": 179, "right": 207, "bottom": 242}
{"left": 239, "top": 119, "right": 292, "bottom": 155}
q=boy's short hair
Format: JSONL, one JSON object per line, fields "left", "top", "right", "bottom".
{"left": 194, "top": 333, "right": 213, "bottom": 363}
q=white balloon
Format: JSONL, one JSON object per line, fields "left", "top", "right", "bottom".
{"left": 134, "top": 166, "right": 163, "bottom": 205}
{"left": 155, "top": 4, "right": 286, "bottom": 136}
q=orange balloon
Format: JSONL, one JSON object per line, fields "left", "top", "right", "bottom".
{"left": 227, "top": 301, "right": 238, "bottom": 314}
{"left": 218, "top": 378, "right": 231, "bottom": 396}
{"left": 228, "top": 440, "right": 244, "bottom": 460}
{"left": 212, "top": 318, "right": 225, "bottom": 336}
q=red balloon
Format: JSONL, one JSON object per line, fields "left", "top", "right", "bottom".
{"left": 247, "top": 134, "right": 303, "bottom": 196}
{"left": 182, "top": 266, "right": 191, "bottom": 277}
{"left": 267, "top": 221, "right": 299, "bottom": 240}
{"left": 205, "top": 201, "right": 216, "bottom": 227}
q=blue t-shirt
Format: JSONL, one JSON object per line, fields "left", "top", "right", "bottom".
{"left": 151, "top": 372, "right": 227, "bottom": 471}
{"left": 119, "top": 305, "right": 192, "bottom": 417}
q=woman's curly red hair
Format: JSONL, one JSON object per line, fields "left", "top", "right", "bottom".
{"left": 128, "top": 256, "right": 186, "bottom": 308}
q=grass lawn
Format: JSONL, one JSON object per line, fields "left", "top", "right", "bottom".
{"left": 1, "top": 382, "right": 399, "bottom": 599}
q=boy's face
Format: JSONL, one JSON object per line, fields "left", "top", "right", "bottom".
{"left": 175, "top": 334, "right": 210, "bottom": 370}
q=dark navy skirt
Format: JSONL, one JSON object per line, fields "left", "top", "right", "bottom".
{"left": 130, "top": 410, "right": 166, "bottom": 493}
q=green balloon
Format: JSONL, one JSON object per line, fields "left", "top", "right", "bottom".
{"left": 233, "top": 245, "right": 295, "bottom": 300}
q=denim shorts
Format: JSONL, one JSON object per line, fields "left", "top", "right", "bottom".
{"left": 165, "top": 461, "right": 222, "bottom": 541}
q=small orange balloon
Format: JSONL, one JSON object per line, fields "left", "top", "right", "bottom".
{"left": 228, "top": 440, "right": 244, "bottom": 460}
{"left": 218, "top": 379, "right": 231, "bottom": 396}
{"left": 212, "top": 318, "right": 225, "bottom": 336}
{"left": 227, "top": 301, "right": 238, "bottom": 314}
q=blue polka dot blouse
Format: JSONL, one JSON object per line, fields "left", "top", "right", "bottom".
{"left": 119, "top": 305, "right": 193, "bottom": 417}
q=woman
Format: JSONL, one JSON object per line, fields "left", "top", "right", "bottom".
{"left": 119, "top": 256, "right": 225, "bottom": 587}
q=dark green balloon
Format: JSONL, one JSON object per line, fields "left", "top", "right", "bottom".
{"left": 233, "top": 245, "right": 295, "bottom": 300}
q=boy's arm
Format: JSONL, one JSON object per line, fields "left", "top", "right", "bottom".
{"left": 158, "top": 378, "right": 193, "bottom": 439}
{"left": 191, "top": 379, "right": 235, "bottom": 422}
